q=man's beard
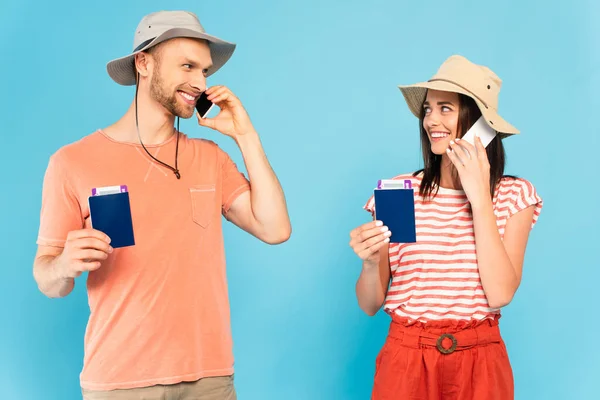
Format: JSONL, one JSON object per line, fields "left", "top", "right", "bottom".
{"left": 149, "top": 68, "right": 194, "bottom": 119}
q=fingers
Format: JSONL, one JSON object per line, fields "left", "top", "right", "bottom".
{"left": 60, "top": 230, "right": 114, "bottom": 279}
{"left": 475, "top": 135, "right": 489, "bottom": 164}
{"left": 67, "top": 229, "right": 111, "bottom": 244}
{"left": 72, "top": 238, "right": 113, "bottom": 255}
{"left": 76, "top": 249, "right": 110, "bottom": 262}
{"left": 451, "top": 139, "right": 473, "bottom": 160}
{"left": 206, "top": 86, "right": 236, "bottom": 105}
{"left": 83, "top": 237, "right": 113, "bottom": 251}
{"left": 197, "top": 87, "right": 230, "bottom": 128}
{"left": 66, "top": 260, "right": 101, "bottom": 278}
{"left": 349, "top": 220, "right": 392, "bottom": 260}
{"left": 75, "top": 261, "right": 102, "bottom": 273}
{"left": 204, "top": 85, "right": 224, "bottom": 96}
{"left": 209, "top": 91, "right": 232, "bottom": 105}
{"left": 350, "top": 220, "right": 383, "bottom": 239}
{"left": 362, "top": 229, "right": 392, "bottom": 249}
{"left": 81, "top": 261, "right": 102, "bottom": 272}
{"left": 197, "top": 113, "right": 217, "bottom": 129}
{"left": 450, "top": 137, "right": 490, "bottom": 170}
{"left": 206, "top": 86, "right": 227, "bottom": 99}
{"left": 350, "top": 224, "right": 389, "bottom": 246}
{"left": 355, "top": 231, "right": 391, "bottom": 260}
{"left": 446, "top": 145, "right": 465, "bottom": 170}
{"left": 61, "top": 257, "right": 101, "bottom": 279}
{"left": 357, "top": 237, "right": 389, "bottom": 260}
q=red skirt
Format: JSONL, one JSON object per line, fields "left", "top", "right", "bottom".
{"left": 372, "top": 314, "right": 514, "bottom": 400}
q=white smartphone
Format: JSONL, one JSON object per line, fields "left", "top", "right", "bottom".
{"left": 195, "top": 91, "right": 215, "bottom": 119}
{"left": 461, "top": 116, "right": 497, "bottom": 148}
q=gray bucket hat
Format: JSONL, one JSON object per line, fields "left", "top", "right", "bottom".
{"left": 107, "top": 10, "right": 236, "bottom": 86}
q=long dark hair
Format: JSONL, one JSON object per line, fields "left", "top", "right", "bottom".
{"left": 414, "top": 92, "right": 509, "bottom": 200}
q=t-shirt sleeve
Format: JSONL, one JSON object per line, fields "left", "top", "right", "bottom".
{"left": 507, "top": 178, "right": 543, "bottom": 229}
{"left": 218, "top": 147, "right": 250, "bottom": 215}
{"left": 36, "top": 153, "right": 84, "bottom": 247}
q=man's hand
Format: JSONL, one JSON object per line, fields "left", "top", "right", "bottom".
{"left": 197, "top": 85, "right": 255, "bottom": 139}
{"left": 54, "top": 229, "right": 113, "bottom": 279}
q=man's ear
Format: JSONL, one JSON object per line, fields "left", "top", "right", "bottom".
{"left": 134, "top": 52, "right": 152, "bottom": 79}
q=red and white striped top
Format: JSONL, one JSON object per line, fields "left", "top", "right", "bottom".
{"left": 364, "top": 173, "right": 543, "bottom": 323}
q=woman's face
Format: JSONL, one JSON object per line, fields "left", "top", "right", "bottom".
{"left": 422, "top": 89, "right": 460, "bottom": 155}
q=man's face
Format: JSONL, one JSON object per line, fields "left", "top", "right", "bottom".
{"left": 147, "top": 38, "right": 213, "bottom": 119}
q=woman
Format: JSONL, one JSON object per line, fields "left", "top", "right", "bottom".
{"left": 349, "top": 55, "right": 543, "bottom": 399}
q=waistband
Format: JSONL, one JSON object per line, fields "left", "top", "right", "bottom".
{"left": 387, "top": 314, "right": 503, "bottom": 355}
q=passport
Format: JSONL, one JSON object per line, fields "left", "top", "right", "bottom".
{"left": 88, "top": 189, "right": 135, "bottom": 248}
{"left": 374, "top": 183, "right": 417, "bottom": 243}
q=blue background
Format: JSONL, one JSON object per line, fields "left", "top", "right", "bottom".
{"left": 1, "top": 0, "right": 597, "bottom": 399}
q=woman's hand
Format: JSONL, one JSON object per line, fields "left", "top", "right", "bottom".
{"left": 446, "top": 135, "right": 491, "bottom": 207}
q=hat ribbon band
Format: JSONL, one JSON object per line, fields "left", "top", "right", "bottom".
{"left": 134, "top": 37, "right": 157, "bottom": 52}
{"left": 427, "top": 78, "right": 489, "bottom": 110}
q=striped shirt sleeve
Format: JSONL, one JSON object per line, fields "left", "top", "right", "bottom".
{"left": 505, "top": 178, "right": 543, "bottom": 229}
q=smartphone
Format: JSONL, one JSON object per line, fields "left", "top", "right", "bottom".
{"left": 195, "top": 91, "right": 214, "bottom": 119}
{"left": 461, "top": 116, "right": 497, "bottom": 148}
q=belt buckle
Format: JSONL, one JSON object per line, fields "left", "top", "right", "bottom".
{"left": 436, "top": 333, "right": 457, "bottom": 354}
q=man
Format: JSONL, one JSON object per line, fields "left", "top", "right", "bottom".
{"left": 33, "top": 10, "right": 291, "bottom": 399}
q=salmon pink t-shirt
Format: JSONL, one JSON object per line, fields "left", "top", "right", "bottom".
{"left": 36, "top": 130, "right": 250, "bottom": 391}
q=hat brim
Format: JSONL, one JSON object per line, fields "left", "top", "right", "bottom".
{"left": 106, "top": 28, "right": 236, "bottom": 86}
{"left": 398, "top": 80, "right": 519, "bottom": 137}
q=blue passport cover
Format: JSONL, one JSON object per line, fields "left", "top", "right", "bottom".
{"left": 88, "top": 192, "right": 135, "bottom": 248}
{"left": 374, "top": 188, "right": 417, "bottom": 243}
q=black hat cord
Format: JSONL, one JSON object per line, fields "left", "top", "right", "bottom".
{"left": 135, "top": 72, "right": 181, "bottom": 179}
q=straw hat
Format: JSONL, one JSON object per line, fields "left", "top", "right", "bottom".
{"left": 398, "top": 55, "right": 519, "bottom": 137}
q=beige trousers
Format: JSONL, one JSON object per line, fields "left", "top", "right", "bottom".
{"left": 82, "top": 375, "right": 236, "bottom": 400}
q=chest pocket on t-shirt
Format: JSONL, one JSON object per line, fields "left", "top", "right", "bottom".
{"left": 190, "top": 184, "right": 216, "bottom": 228}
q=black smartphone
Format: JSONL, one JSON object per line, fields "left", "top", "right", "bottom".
{"left": 195, "top": 91, "right": 214, "bottom": 118}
